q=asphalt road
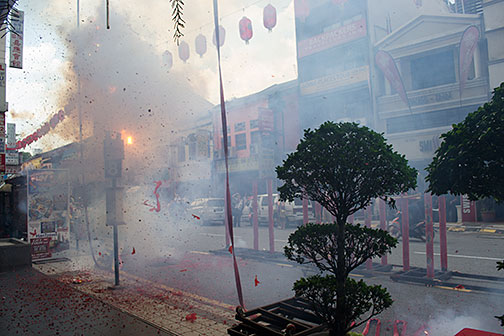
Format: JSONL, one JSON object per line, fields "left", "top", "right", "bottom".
{"left": 114, "top": 221, "right": 504, "bottom": 334}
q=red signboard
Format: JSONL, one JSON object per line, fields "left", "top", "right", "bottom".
{"left": 461, "top": 195, "right": 476, "bottom": 223}
{"left": 31, "top": 237, "right": 52, "bottom": 260}
{"left": 297, "top": 17, "right": 367, "bottom": 58}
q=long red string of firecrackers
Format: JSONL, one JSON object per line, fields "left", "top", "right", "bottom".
{"left": 213, "top": 0, "right": 245, "bottom": 309}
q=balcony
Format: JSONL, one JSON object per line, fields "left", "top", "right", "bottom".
{"left": 376, "top": 77, "right": 489, "bottom": 119}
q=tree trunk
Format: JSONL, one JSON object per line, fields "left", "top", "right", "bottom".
{"left": 335, "top": 217, "right": 347, "bottom": 335}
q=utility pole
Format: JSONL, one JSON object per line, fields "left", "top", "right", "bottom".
{"left": 104, "top": 131, "right": 124, "bottom": 286}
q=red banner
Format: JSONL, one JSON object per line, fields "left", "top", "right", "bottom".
{"left": 375, "top": 50, "right": 410, "bottom": 110}
{"left": 459, "top": 25, "right": 479, "bottom": 95}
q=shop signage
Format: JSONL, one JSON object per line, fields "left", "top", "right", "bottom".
{"left": 297, "top": 17, "right": 367, "bottom": 58}
{"left": 0, "top": 63, "right": 6, "bottom": 112}
{"left": 31, "top": 237, "right": 52, "bottom": 260}
{"left": 300, "top": 65, "right": 369, "bottom": 95}
{"left": 6, "top": 151, "right": 19, "bottom": 165}
{"left": 461, "top": 195, "right": 476, "bottom": 223}
{"left": 409, "top": 91, "right": 452, "bottom": 107}
{"left": 27, "top": 169, "right": 70, "bottom": 259}
{"left": 9, "top": 9, "right": 24, "bottom": 69}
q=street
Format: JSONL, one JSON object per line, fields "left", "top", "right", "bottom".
{"left": 109, "top": 218, "right": 504, "bottom": 334}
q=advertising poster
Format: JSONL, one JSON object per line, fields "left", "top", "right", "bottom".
{"left": 27, "top": 169, "right": 70, "bottom": 259}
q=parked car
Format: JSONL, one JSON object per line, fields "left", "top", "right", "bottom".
{"left": 188, "top": 198, "right": 225, "bottom": 225}
{"left": 257, "top": 194, "right": 280, "bottom": 225}
{"left": 241, "top": 198, "right": 254, "bottom": 226}
{"left": 277, "top": 197, "right": 315, "bottom": 228}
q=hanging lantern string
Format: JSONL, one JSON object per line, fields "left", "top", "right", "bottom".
{"left": 121, "top": 0, "right": 291, "bottom": 49}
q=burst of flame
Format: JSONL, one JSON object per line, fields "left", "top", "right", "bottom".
{"left": 127, "top": 136, "right": 133, "bottom": 145}
{"left": 424, "top": 331, "right": 429, "bottom": 335}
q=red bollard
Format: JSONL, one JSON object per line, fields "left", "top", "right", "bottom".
{"left": 401, "top": 196, "right": 410, "bottom": 271}
{"left": 267, "top": 179, "right": 275, "bottom": 253}
{"left": 225, "top": 191, "right": 231, "bottom": 247}
{"left": 439, "top": 195, "right": 448, "bottom": 271}
{"left": 252, "top": 181, "right": 259, "bottom": 250}
{"left": 365, "top": 206, "right": 373, "bottom": 270}
{"left": 303, "top": 196, "right": 309, "bottom": 225}
{"left": 379, "top": 199, "right": 388, "bottom": 265}
{"left": 425, "top": 193, "right": 434, "bottom": 278}
{"left": 315, "top": 202, "right": 321, "bottom": 224}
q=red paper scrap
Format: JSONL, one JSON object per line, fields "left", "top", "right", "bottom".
{"left": 454, "top": 285, "right": 465, "bottom": 290}
{"left": 185, "top": 313, "right": 197, "bottom": 322}
{"left": 228, "top": 245, "right": 233, "bottom": 254}
{"left": 132, "top": 247, "right": 136, "bottom": 255}
{"left": 254, "top": 275, "right": 260, "bottom": 287}
{"left": 192, "top": 214, "right": 200, "bottom": 220}
{"left": 180, "top": 269, "right": 187, "bottom": 272}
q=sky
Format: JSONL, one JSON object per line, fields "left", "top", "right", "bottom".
{"left": 5, "top": 0, "right": 298, "bottom": 151}
{"left": 4, "top": 0, "right": 452, "bottom": 152}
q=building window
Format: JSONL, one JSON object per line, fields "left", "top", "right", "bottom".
{"left": 178, "top": 145, "right": 185, "bottom": 162}
{"left": 410, "top": 49, "right": 455, "bottom": 90}
{"left": 250, "top": 119, "right": 259, "bottom": 129}
{"left": 188, "top": 142, "right": 196, "bottom": 160}
{"left": 235, "top": 133, "right": 247, "bottom": 150}
{"left": 234, "top": 122, "right": 246, "bottom": 132}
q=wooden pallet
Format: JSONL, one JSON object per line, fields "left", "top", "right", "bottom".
{"left": 228, "top": 297, "right": 327, "bottom": 336}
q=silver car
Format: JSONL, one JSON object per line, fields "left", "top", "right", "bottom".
{"left": 188, "top": 198, "right": 225, "bottom": 225}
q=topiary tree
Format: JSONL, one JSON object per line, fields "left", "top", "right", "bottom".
{"left": 426, "top": 83, "right": 504, "bottom": 202}
{"left": 277, "top": 121, "right": 417, "bottom": 335}
{"left": 426, "top": 84, "right": 504, "bottom": 327}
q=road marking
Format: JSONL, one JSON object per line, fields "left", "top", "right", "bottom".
{"left": 276, "top": 263, "right": 293, "bottom": 267}
{"left": 434, "top": 285, "right": 472, "bottom": 293}
{"left": 198, "top": 233, "right": 242, "bottom": 238}
{"left": 190, "top": 251, "right": 210, "bottom": 255}
{"left": 414, "top": 251, "right": 501, "bottom": 261}
{"left": 480, "top": 229, "right": 496, "bottom": 233}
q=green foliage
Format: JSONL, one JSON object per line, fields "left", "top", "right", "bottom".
{"left": 284, "top": 223, "right": 397, "bottom": 276}
{"left": 294, "top": 275, "right": 393, "bottom": 334}
{"left": 276, "top": 121, "right": 417, "bottom": 222}
{"left": 426, "top": 83, "right": 504, "bottom": 202}
{"left": 169, "top": 0, "right": 185, "bottom": 44}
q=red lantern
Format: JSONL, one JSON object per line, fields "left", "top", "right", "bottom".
{"left": 212, "top": 25, "right": 226, "bottom": 47}
{"left": 263, "top": 4, "right": 277, "bottom": 32}
{"left": 294, "top": 0, "right": 309, "bottom": 22}
{"left": 178, "top": 41, "right": 190, "bottom": 63}
{"left": 239, "top": 17, "right": 253, "bottom": 44}
{"left": 195, "top": 34, "right": 207, "bottom": 58}
{"left": 162, "top": 50, "right": 173, "bottom": 69}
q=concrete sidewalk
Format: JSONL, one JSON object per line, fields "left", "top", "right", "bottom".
{"left": 0, "top": 266, "right": 177, "bottom": 336}
{"left": 32, "top": 254, "right": 235, "bottom": 336}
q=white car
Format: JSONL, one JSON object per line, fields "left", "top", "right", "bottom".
{"left": 277, "top": 197, "right": 315, "bottom": 228}
{"left": 188, "top": 198, "right": 225, "bottom": 225}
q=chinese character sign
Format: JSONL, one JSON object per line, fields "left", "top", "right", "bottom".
{"left": 9, "top": 9, "right": 24, "bottom": 69}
